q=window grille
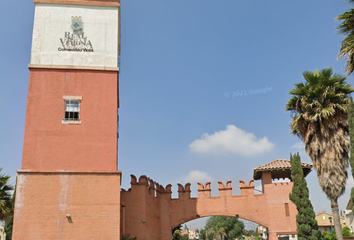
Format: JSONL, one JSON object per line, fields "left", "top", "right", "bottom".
{"left": 64, "top": 100, "right": 80, "bottom": 121}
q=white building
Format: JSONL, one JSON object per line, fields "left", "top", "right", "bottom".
{"left": 277, "top": 234, "right": 297, "bottom": 240}
{"left": 181, "top": 229, "right": 200, "bottom": 240}
{"left": 345, "top": 198, "right": 354, "bottom": 233}
{"left": 257, "top": 225, "right": 268, "bottom": 240}
{"left": 0, "top": 227, "right": 6, "bottom": 240}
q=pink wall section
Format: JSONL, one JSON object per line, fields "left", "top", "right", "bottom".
{"left": 22, "top": 68, "right": 119, "bottom": 171}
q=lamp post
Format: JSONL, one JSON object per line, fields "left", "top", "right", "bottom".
{"left": 329, "top": 216, "right": 333, "bottom": 233}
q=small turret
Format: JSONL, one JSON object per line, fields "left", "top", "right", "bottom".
{"left": 253, "top": 159, "right": 312, "bottom": 193}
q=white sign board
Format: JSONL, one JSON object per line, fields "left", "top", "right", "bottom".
{"left": 31, "top": 3, "right": 119, "bottom": 68}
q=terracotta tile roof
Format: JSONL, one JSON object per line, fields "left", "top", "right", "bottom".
{"left": 253, "top": 159, "right": 312, "bottom": 180}
{"left": 254, "top": 159, "right": 312, "bottom": 171}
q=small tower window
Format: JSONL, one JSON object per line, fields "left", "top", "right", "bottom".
{"left": 65, "top": 100, "right": 80, "bottom": 120}
{"left": 62, "top": 96, "right": 82, "bottom": 124}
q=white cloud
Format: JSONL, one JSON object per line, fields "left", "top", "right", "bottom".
{"left": 291, "top": 141, "right": 305, "bottom": 150}
{"left": 189, "top": 125, "right": 274, "bottom": 157}
{"left": 182, "top": 170, "right": 213, "bottom": 183}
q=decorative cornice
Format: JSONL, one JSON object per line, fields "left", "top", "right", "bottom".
{"left": 34, "top": 0, "right": 120, "bottom": 7}
{"left": 28, "top": 64, "right": 119, "bottom": 72}
{"left": 17, "top": 170, "right": 122, "bottom": 175}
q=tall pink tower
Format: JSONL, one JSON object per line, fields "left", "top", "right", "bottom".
{"left": 12, "top": 0, "right": 121, "bottom": 239}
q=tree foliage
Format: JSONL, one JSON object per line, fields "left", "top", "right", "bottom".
{"left": 322, "top": 231, "right": 337, "bottom": 240}
{"left": 0, "top": 168, "right": 13, "bottom": 221}
{"left": 337, "top": 8, "right": 354, "bottom": 75}
{"left": 289, "top": 153, "right": 321, "bottom": 240}
{"left": 5, "top": 216, "right": 13, "bottom": 240}
{"left": 122, "top": 234, "right": 137, "bottom": 240}
{"left": 205, "top": 216, "right": 244, "bottom": 240}
{"left": 320, "top": 227, "right": 353, "bottom": 240}
{"left": 286, "top": 68, "right": 354, "bottom": 240}
{"left": 342, "top": 226, "right": 353, "bottom": 236}
{"left": 172, "top": 225, "right": 183, "bottom": 240}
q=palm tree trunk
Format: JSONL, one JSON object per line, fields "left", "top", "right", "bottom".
{"left": 331, "top": 198, "right": 343, "bottom": 240}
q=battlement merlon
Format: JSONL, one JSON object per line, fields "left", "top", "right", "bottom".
{"left": 178, "top": 183, "right": 191, "bottom": 199}
{"left": 127, "top": 175, "right": 297, "bottom": 199}
{"left": 128, "top": 174, "right": 173, "bottom": 198}
{"left": 239, "top": 179, "right": 254, "bottom": 196}
{"left": 218, "top": 180, "right": 232, "bottom": 197}
{"left": 197, "top": 182, "right": 211, "bottom": 198}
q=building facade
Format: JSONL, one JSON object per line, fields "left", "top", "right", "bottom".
{"left": 181, "top": 229, "right": 200, "bottom": 240}
{"left": 12, "top": 0, "right": 121, "bottom": 239}
{"left": 316, "top": 211, "right": 346, "bottom": 233}
{"left": 257, "top": 225, "right": 268, "bottom": 240}
{"left": 344, "top": 199, "right": 354, "bottom": 233}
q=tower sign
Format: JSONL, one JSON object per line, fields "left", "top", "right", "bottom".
{"left": 58, "top": 16, "right": 94, "bottom": 52}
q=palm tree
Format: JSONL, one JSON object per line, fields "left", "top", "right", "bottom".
{"left": 206, "top": 224, "right": 227, "bottom": 240}
{"left": 0, "top": 168, "right": 13, "bottom": 221}
{"left": 337, "top": 2, "right": 354, "bottom": 75}
{"left": 285, "top": 68, "right": 354, "bottom": 240}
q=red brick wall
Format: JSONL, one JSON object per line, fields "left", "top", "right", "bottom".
{"left": 13, "top": 171, "right": 121, "bottom": 240}
{"left": 121, "top": 175, "right": 297, "bottom": 240}
{"left": 22, "top": 68, "right": 118, "bottom": 171}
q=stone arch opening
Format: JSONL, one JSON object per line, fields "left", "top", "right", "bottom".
{"left": 171, "top": 214, "right": 268, "bottom": 233}
{"left": 172, "top": 215, "right": 268, "bottom": 240}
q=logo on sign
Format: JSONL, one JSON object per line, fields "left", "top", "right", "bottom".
{"left": 58, "top": 16, "right": 94, "bottom": 52}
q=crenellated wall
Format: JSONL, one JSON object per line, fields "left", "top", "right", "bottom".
{"left": 121, "top": 173, "right": 297, "bottom": 240}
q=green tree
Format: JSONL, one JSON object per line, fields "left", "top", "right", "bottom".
{"left": 321, "top": 231, "right": 337, "bottom": 240}
{"left": 4, "top": 183, "right": 15, "bottom": 240}
{"left": 172, "top": 225, "right": 183, "bottom": 240}
{"left": 200, "top": 229, "right": 207, "bottom": 240}
{"left": 206, "top": 223, "right": 227, "bottom": 240}
{"left": 122, "top": 234, "right": 137, "bottom": 240}
{"left": 0, "top": 168, "right": 13, "bottom": 221}
{"left": 285, "top": 68, "right": 354, "bottom": 240}
{"left": 337, "top": 2, "right": 354, "bottom": 75}
{"left": 336, "top": 9, "right": 354, "bottom": 75}
{"left": 205, "top": 216, "right": 244, "bottom": 240}
{"left": 228, "top": 221, "right": 244, "bottom": 239}
{"left": 181, "top": 235, "right": 189, "bottom": 240}
{"left": 320, "top": 227, "right": 352, "bottom": 240}
{"left": 5, "top": 216, "right": 13, "bottom": 240}
{"left": 342, "top": 226, "right": 352, "bottom": 236}
{"left": 289, "top": 153, "right": 321, "bottom": 240}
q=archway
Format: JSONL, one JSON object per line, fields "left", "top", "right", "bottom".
{"left": 121, "top": 159, "right": 312, "bottom": 240}
{"left": 173, "top": 215, "right": 266, "bottom": 240}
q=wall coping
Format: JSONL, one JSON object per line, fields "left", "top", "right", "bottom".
{"left": 34, "top": 0, "right": 120, "bottom": 7}
{"left": 28, "top": 64, "right": 119, "bottom": 72}
{"left": 17, "top": 170, "right": 122, "bottom": 175}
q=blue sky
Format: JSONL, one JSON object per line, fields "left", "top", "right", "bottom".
{"left": 1, "top": 0, "right": 354, "bottom": 226}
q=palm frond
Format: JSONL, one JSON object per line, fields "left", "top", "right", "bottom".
{"left": 286, "top": 68, "right": 354, "bottom": 200}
